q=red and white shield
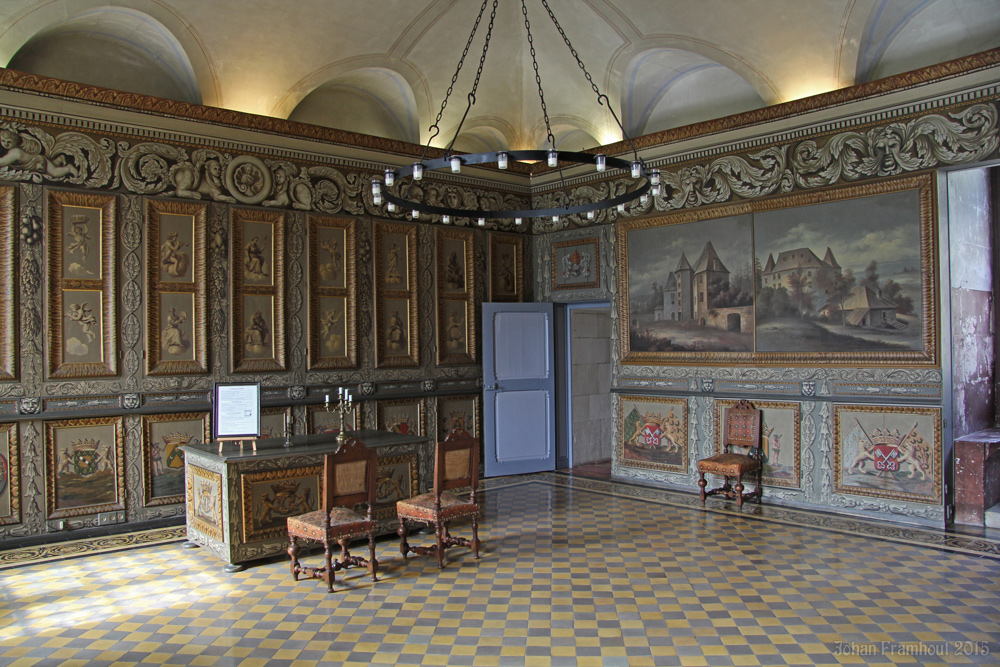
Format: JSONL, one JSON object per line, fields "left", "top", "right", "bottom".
{"left": 642, "top": 423, "right": 662, "bottom": 448}
{"left": 874, "top": 444, "right": 900, "bottom": 472}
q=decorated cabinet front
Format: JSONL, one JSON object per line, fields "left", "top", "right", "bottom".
{"left": 182, "top": 430, "right": 432, "bottom": 568}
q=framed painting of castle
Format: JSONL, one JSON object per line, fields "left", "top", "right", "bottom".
{"left": 617, "top": 174, "right": 937, "bottom": 366}
{"left": 833, "top": 404, "right": 941, "bottom": 504}
{"left": 616, "top": 395, "right": 688, "bottom": 474}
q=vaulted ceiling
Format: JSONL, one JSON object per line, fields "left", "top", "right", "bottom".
{"left": 2, "top": 0, "right": 998, "bottom": 153}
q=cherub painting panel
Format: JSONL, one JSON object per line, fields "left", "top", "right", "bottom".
{"left": 157, "top": 213, "right": 195, "bottom": 283}
{"left": 60, "top": 205, "right": 103, "bottom": 280}
{"left": 241, "top": 220, "right": 275, "bottom": 287}
{"left": 47, "top": 190, "right": 117, "bottom": 379}
{"left": 617, "top": 395, "right": 688, "bottom": 474}
{"left": 381, "top": 232, "right": 409, "bottom": 291}
{"left": 157, "top": 292, "right": 197, "bottom": 363}
{"left": 316, "top": 226, "right": 347, "bottom": 289}
{"left": 834, "top": 404, "right": 941, "bottom": 504}
{"left": 316, "top": 295, "right": 348, "bottom": 359}
{"left": 62, "top": 289, "right": 105, "bottom": 365}
{"left": 490, "top": 234, "right": 524, "bottom": 302}
{"left": 241, "top": 294, "right": 275, "bottom": 361}
{"left": 379, "top": 297, "right": 415, "bottom": 364}
{"left": 440, "top": 237, "right": 468, "bottom": 294}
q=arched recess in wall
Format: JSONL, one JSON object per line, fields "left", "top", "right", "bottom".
{"left": 287, "top": 68, "right": 420, "bottom": 144}
{"left": 856, "top": 0, "right": 1000, "bottom": 83}
{"left": 527, "top": 119, "right": 602, "bottom": 153}
{"left": 620, "top": 48, "right": 766, "bottom": 137}
{"left": 5, "top": 5, "right": 202, "bottom": 105}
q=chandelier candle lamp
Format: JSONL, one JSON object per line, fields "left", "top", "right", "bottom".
{"left": 370, "top": 0, "right": 661, "bottom": 227}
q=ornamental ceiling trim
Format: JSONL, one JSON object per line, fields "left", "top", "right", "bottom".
{"left": 0, "top": 47, "right": 998, "bottom": 166}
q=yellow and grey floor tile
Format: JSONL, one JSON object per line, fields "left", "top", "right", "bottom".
{"left": 2, "top": 473, "right": 999, "bottom": 666}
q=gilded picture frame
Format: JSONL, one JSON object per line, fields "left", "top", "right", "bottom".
{"left": 436, "top": 227, "right": 476, "bottom": 365}
{"left": 146, "top": 199, "right": 208, "bottom": 375}
{"left": 260, "top": 405, "right": 293, "bottom": 439}
{"left": 373, "top": 452, "right": 420, "bottom": 522}
{"left": 187, "top": 464, "right": 223, "bottom": 541}
{"left": 45, "top": 416, "right": 125, "bottom": 519}
{"left": 833, "top": 404, "right": 941, "bottom": 504}
{"left": 436, "top": 394, "right": 480, "bottom": 440}
{"left": 242, "top": 465, "right": 321, "bottom": 543}
{"left": 0, "top": 422, "right": 20, "bottom": 526}
{"left": 714, "top": 399, "right": 801, "bottom": 489}
{"left": 376, "top": 397, "right": 425, "bottom": 436}
{"left": 308, "top": 214, "right": 357, "bottom": 369}
{"left": 46, "top": 190, "right": 117, "bottom": 378}
{"left": 0, "top": 187, "right": 16, "bottom": 381}
{"left": 617, "top": 394, "right": 688, "bottom": 474}
{"left": 551, "top": 237, "right": 600, "bottom": 291}
{"left": 489, "top": 233, "right": 524, "bottom": 302}
{"left": 142, "top": 411, "right": 209, "bottom": 507}
{"left": 308, "top": 403, "right": 362, "bottom": 434}
{"left": 617, "top": 174, "right": 938, "bottom": 367}
{"left": 374, "top": 220, "right": 419, "bottom": 367}
{"left": 231, "top": 208, "right": 285, "bottom": 372}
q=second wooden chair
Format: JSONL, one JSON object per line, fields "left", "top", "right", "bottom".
{"left": 396, "top": 428, "right": 482, "bottom": 568}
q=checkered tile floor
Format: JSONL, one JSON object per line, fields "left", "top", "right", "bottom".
{"left": 2, "top": 474, "right": 999, "bottom": 666}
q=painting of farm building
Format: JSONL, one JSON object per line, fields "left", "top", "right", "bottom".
{"left": 754, "top": 189, "right": 923, "bottom": 353}
{"left": 627, "top": 214, "right": 754, "bottom": 353}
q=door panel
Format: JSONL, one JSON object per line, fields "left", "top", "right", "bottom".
{"left": 483, "top": 302, "right": 556, "bottom": 477}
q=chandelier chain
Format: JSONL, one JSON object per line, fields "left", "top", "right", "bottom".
{"left": 539, "top": 0, "right": 601, "bottom": 100}
{"left": 430, "top": 0, "right": 493, "bottom": 139}
{"left": 521, "top": 0, "right": 555, "bottom": 150}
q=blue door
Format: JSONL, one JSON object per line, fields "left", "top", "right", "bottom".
{"left": 482, "top": 302, "right": 556, "bottom": 477}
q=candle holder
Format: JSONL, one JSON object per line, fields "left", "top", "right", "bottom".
{"left": 283, "top": 412, "right": 293, "bottom": 448}
{"left": 334, "top": 390, "right": 353, "bottom": 444}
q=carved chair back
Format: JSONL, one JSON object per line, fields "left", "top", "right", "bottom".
{"left": 323, "top": 437, "right": 377, "bottom": 518}
{"left": 722, "top": 399, "right": 762, "bottom": 457}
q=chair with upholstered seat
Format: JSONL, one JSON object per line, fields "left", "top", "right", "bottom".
{"left": 287, "top": 437, "right": 378, "bottom": 592}
{"left": 396, "top": 428, "right": 481, "bottom": 568}
{"left": 698, "top": 399, "right": 764, "bottom": 509}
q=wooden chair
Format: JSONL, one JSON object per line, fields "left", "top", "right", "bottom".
{"left": 287, "top": 438, "right": 378, "bottom": 592}
{"left": 697, "top": 399, "right": 764, "bottom": 509}
{"left": 396, "top": 428, "right": 481, "bottom": 568}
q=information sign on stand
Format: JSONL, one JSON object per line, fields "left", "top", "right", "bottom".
{"left": 213, "top": 382, "right": 261, "bottom": 443}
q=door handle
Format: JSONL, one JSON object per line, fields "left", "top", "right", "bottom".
{"left": 487, "top": 383, "right": 498, "bottom": 391}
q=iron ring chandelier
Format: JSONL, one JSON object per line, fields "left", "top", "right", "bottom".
{"left": 369, "top": 0, "right": 664, "bottom": 226}
{"left": 374, "top": 150, "right": 661, "bottom": 223}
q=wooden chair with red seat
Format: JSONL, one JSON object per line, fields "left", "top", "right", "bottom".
{"left": 286, "top": 437, "right": 379, "bottom": 592}
{"left": 396, "top": 427, "right": 481, "bottom": 569}
{"left": 697, "top": 399, "right": 764, "bottom": 509}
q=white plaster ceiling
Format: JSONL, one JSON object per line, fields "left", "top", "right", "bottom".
{"left": 1, "top": 0, "right": 998, "bottom": 152}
